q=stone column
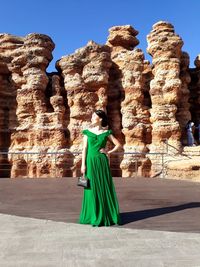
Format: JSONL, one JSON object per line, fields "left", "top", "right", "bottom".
{"left": 189, "top": 55, "right": 200, "bottom": 126}
{"left": 147, "top": 21, "right": 183, "bottom": 175}
{"left": 57, "top": 41, "right": 112, "bottom": 176}
{"left": 176, "top": 52, "right": 191, "bottom": 144}
{"left": 0, "top": 35, "right": 22, "bottom": 178}
{"left": 10, "top": 34, "right": 60, "bottom": 178}
{"left": 0, "top": 33, "right": 70, "bottom": 178}
{"left": 106, "top": 25, "right": 151, "bottom": 177}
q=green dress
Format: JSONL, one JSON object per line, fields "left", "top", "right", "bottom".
{"left": 78, "top": 129, "right": 121, "bottom": 227}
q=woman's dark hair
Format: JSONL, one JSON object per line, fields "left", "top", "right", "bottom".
{"left": 95, "top": 110, "right": 108, "bottom": 127}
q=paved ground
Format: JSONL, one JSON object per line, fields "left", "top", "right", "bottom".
{"left": 0, "top": 177, "right": 200, "bottom": 266}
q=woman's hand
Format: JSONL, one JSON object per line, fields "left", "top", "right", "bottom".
{"left": 99, "top": 148, "right": 109, "bottom": 155}
{"left": 81, "top": 165, "right": 86, "bottom": 174}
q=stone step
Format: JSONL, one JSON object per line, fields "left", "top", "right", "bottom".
{"left": 182, "top": 146, "right": 200, "bottom": 156}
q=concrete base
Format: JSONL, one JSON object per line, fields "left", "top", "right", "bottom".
{"left": 0, "top": 177, "right": 200, "bottom": 266}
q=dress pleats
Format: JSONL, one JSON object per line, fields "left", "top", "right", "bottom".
{"left": 78, "top": 129, "right": 121, "bottom": 227}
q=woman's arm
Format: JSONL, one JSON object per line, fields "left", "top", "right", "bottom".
{"left": 107, "top": 134, "right": 122, "bottom": 155}
{"left": 100, "top": 134, "right": 122, "bottom": 156}
{"left": 81, "top": 135, "right": 88, "bottom": 174}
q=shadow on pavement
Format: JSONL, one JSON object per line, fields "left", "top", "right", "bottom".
{"left": 120, "top": 202, "right": 200, "bottom": 225}
{"left": 0, "top": 178, "right": 200, "bottom": 232}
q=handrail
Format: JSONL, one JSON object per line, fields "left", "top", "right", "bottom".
{"left": 0, "top": 150, "right": 167, "bottom": 178}
{"left": 0, "top": 151, "right": 166, "bottom": 155}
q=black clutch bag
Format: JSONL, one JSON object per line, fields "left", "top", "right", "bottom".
{"left": 77, "top": 174, "right": 89, "bottom": 188}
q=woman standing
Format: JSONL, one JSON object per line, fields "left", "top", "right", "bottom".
{"left": 78, "top": 110, "right": 122, "bottom": 227}
{"left": 186, "top": 120, "right": 195, "bottom": 146}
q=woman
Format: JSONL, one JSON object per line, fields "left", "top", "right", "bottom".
{"left": 78, "top": 110, "right": 122, "bottom": 227}
{"left": 186, "top": 120, "right": 195, "bottom": 146}
{"left": 195, "top": 120, "right": 200, "bottom": 145}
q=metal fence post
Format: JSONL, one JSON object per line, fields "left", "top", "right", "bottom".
{"left": 165, "top": 139, "right": 168, "bottom": 154}
{"left": 54, "top": 153, "right": 57, "bottom": 178}
{"left": 161, "top": 153, "right": 164, "bottom": 178}
{"left": 27, "top": 153, "right": 29, "bottom": 178}
{"left": 135, "top": 156, "right": 138, "bottom": 177}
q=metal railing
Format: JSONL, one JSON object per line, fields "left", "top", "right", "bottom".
{"left": 0, "top": 151, "right": 167, "bottom": 178}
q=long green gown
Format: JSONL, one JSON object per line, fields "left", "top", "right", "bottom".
{"left": 78, "top": 129, "right": 121, "bottom": 227}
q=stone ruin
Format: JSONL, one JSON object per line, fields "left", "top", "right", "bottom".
{"left": 0, "top": 21, "right": 200, "bottom": 179}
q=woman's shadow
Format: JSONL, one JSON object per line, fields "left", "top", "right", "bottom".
{"left": 120, "top": 202, "right": 200, "bottom": 225}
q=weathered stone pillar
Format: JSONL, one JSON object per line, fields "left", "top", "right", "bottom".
{"left": 0, "top": 35, "right": 22, "bottom": 177}
{"left": 0, "top": 33, "right": 70, "bottom": 178}
{"left": 189, "top": 55, "right": 200, "bottom": 126}
{"left": 147, "top": 21, "right": 183, "bottom": 175}
{"left": 106, "top": 26, "right": 151, "bottom": 177}
{"left": 176, "top": 52, "right": 191, "bottom": 144}
{"left": 57, "top": 41, "right": 112, "bottom": 176}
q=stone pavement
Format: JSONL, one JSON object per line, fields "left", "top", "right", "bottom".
{"left": 0, "top": 213, "right": 200, "bottom": 267}
{"left": 0, "top": 177, "right": 200, "bottom": 266}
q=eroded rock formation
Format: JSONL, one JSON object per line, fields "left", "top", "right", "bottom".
{"left": 147, "top": 21, "right": 184, "bottom": 175}
{"left": 106, "top": 25, "right": 151, "bottom": 177}
{"left": 176, "top": 52, "right": 191, "bottom": 144}
{"left": 189, "top": 55, "right": 200, "bottom": 126}
{"left": 0, "top": 21, "right": 200, "bottom": 179}
{"left": 0, "top": 34, "right": 69, "bottom": 178}
{"left": 56, "top": 41, "right": 112, "bottom": 176}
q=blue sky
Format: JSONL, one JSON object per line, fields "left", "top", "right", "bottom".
{"left": 1, "top": 0, "right": 200, "bottom": 71}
